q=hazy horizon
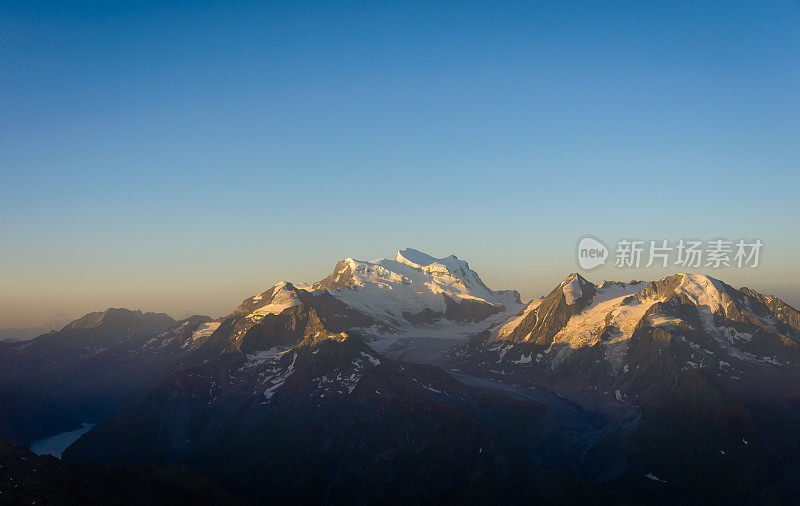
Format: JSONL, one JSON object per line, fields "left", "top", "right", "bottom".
{"left": 3, "top": 1, "right": 799, "bottom": 329}
{"left": 3, "top": 245, "right": 799, "bottom": 331}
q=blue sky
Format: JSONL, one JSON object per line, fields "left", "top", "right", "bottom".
{"left": 2, "top": 1, "right": 799, "bottom": 327}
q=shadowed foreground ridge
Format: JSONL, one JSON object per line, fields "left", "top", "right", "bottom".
{"left": 0, "top": 438, "right": 243, "bottom": 505}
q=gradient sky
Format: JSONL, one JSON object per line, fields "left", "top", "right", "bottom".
{"left": 2, "top": 0, "right": 799, "bottom": 329}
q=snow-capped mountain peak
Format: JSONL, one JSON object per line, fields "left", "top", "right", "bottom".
{"left": 560, "top": 273, "right": 592, "bottom": 305}
{"left": 313, "top": 249, "right": 520, "bottom": 326}
{"left": 395, "top": 248, "right": 463, "bottom": 272}
{"left": 236, "top": 281, "right": 309, "bottom": 322}
{"left": 476, "top": 271, "right": 800, "bottom": 386}
{"left": 673, "top": 273, "right": 731, "bottom": 316}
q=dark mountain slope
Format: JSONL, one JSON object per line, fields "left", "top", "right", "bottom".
{"left": 0, "top": 438, "right": 244, "bottom": 505}
{"left": 0, "top": 310, "right": 214, "bottom": 424}
{"left": 66, "top": 333, "right": 560, "bottom": 504}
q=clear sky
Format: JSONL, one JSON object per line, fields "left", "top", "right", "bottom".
{"left": 2, "top": 0, "right": 799, "bottom": 329}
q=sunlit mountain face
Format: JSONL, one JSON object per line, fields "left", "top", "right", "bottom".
{"left": 2, "top": 249, "right": 799, "bottom": 504}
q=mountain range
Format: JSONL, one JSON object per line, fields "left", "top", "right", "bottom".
{"left": 2, "top": 248, "right": 799, "bottom": 504}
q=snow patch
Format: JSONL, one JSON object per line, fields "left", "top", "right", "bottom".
{"left": 562, "top": 276, "right": 583, "bottom": 305}
{"left": 649, "top": 315, "right": 686, "bottom": 330}
{"left": 548, "top": 281, "right": 655, "bottom": 372}
{"left": 248, "top": 283, "right": 301, "bottom": 320}
{"left": 359, "top": 351, "right": 381, "bottom": 365}
{"left": 675, "top": 274, "right": 730, "bottom": 329}
{"left": 192, "top": 321, "right": 220, "bottom": 340}
{"left": 512, "top": 352, "right": 532, "bottom": 364}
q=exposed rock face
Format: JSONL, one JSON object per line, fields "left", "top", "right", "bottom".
{"left": 210, "top": 281, "right": 376, "bottom": 355}
{"left": 443, "top": 294, "right": 505, "bottom": 323}
{"left": 468, "top": 273, "right": 800, "bottom": 390}
{"left": 740, "top": 288, "right": 800, "bottom": 330}
{"left": 494, "top": 273, "right": 598, "bottom": 345}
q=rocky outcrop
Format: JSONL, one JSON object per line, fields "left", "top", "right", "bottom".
{"left": 443, "top": 294, "right": 504, "bottom": 323}
{"left": 210, "top": 282, "right": 376, "bottom": 355}
{"left": 494, "top": 273, "right": 597, "bottom": 345}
